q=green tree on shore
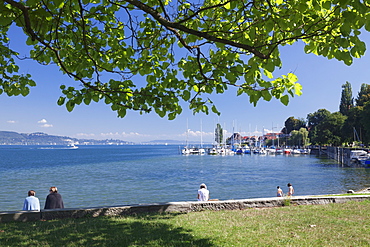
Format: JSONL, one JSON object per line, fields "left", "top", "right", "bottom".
{"left": 360, "top": 103, "right": 370, "bottom": 144}
{"left": 290, "top": 128, "right": 309, "bottom": 147}
{"left": 307, "top": 109, "right": 346, "bottom": 146}
{"left": 215, "top": 123, "right": 223, "bottom": 145}
{"left": 356, "top": 84, "right": 370, "bottom": 107}
{"left": 339, "top": 81, "right": 353, "bottom": 116}
{"left": 341, "top": 83, "right": 370, "bottom": 145}
{"left": 341, "top": 106, "right": 363, "bottom": 144}
{"left": 1, "top": 0, "right": 370, "bottom": 119}
{"left": 282, "top": 116, "right": 306, "bottom": 134}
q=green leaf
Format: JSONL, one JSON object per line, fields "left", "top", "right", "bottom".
{"left": 322, "top": 1, "right": 331, "bottom": 10}
{"left": 155, "top": 108, "right": 166, "bottom": 118}
{"left": 182, "top": 90, "right": 191, "bottom": 101}
{"left": 261, "top": 90, "right": 272, "bottom": 101}
{"left": 20, "top": 87, "right": 30, "bottom": 96}
{"left": 275, "top": 0, "right": 283, "bottom": 5}
{"left": 263, "top": 69, "right": 273, "bottom": 79}
{"left": 280, "top": 95, "right": 289, "bottom": 106}
{"left": 294, "top": 83, "right": 303, "bottom": 96}
{"left": 83, "top": 97, "right": 92, "bottom": 105}
{"left": 57, "top": 97, "right": 65, "bottom": 106}
{"left": 117, "top": 107, "right": 127, "bottom": 118}
{"left": 25, "top": 37, "right": 38, "bottom": 46}
{"left": 365, "top": 20, "right": 370, "bottom": 32}
{"left": 340, "top": 23, "right": 351, "bottom": 36}
{"left": 168, "top": 112, "right": 176, "bottom": 120}
{"left": 66, "top": 101, "right": 75, "bottom": 112}
{"left": 211, "top": 105, "right": 220, "bottom": 115}
{"left": 92, "top": 94, "right": 100, "bottom": 102}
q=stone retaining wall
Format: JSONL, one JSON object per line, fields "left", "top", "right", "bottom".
{"left": 1, "top": 195, "right": 369, "bottom": 223}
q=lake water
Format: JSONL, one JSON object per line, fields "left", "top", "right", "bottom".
{"left": 0, "top": 145, "right": 369, "bottom": 211}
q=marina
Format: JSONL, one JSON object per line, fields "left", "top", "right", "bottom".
{"left": 1, "top": 145, "right": 369, "bottom": 212}
{"left": 181, "top": 145, "right": 312, "bottom": 156}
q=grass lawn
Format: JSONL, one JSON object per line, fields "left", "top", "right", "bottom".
{"left": 0, "top": 200, "right": 369, "bottom": 246}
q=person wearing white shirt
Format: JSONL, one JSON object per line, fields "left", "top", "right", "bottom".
{"left": 197, "top": 183, "right": 210, "bottom": 201}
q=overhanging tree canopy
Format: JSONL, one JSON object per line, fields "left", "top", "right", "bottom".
{"left": 1, "top": 0, "right": 369, "bottom": 119}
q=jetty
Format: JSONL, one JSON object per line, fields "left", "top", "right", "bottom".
{"left": 313, "top": 146, "right": 370, "bottom": 166}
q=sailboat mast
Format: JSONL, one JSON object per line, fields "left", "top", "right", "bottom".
{"left": 200, "top": 119, "right": 203, "bottom": 148}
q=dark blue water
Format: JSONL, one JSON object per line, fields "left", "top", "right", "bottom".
{"left": 0, "top": 145, "right": 369, "bottom": 211}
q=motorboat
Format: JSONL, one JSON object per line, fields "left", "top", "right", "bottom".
{"left": 67, "top": 143, "right": 78, "bottom": 149}
{"left": 350, "top": 150, "right": 368, "bottom": 162}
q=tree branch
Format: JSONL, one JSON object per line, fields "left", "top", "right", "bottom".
{"left": 123, "top": 0, "right": 269, "bottom": 59}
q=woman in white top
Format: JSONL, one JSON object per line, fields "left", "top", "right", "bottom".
{"left": 287, "top": 183, "right": 294, "bottom": 196}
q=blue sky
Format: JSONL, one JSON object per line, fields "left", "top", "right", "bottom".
{"left": 1, "top": 27, "right": 370, "bottom": 143}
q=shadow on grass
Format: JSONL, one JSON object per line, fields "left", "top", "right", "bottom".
{"left": 0, "top": 213, "right": 214, "bottom": 246}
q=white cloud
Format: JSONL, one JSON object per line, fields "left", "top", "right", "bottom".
{"left": 38, "top": 119, "right": 53, "bottom": 128}
{"left": 181, "top": 129, "right": 214, "bottom": 137}
{"left": 40, "top": 124, "right": 53, "bottom": 128}
{"left": 6, "top": 120, "right": 17, "bottom": 124}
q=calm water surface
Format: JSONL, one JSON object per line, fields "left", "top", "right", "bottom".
{"left": 0, "top": 145, "right": 369, "bottom": 211}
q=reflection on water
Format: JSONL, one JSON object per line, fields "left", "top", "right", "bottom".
{"left": 0, "top": 145, "right": 369, "bottom": 211}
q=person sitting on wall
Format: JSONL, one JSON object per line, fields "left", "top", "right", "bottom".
{"left": 277, "top": 186, "right": 283, "bottom": 197}
{"left": 23, "top": 190, "right": 40, "bottom": 211}
{"left": 197, "top": 183, "right": 210, "bottom": 201}
{"left": 44, "top": 186, "right": 64, "bottom": 209}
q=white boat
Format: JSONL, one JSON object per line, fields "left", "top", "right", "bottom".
{"left": 300, "top": 149, "right": 311, "bottom": 154}
{"left": 350, "top": 150, "right": 368, "bottom": 162}
{"left": 208, "top": 147, "right": 218, "bottom": 155}
{"left": 217, "top": 147, "right": 234, "bottom": 155}
{"left": 276, "top": 148, "right": 283, "bottom": 154}
{"left": 181, "top": 147, "right": 191, "bottom": 155}
{"left": 253, "top": 148, "right": 266, "bottom": 155}
{"left": 218, "top": 147, "right": 227, "bottom": 155}
{"left": 182, "top": 146, "right": 206, "bottom": 155}
{"left": 266, "top": 148, "right": 276, "bottom": 154}
{"left": 67, "top": 143, "right": 78, "bottom": 149}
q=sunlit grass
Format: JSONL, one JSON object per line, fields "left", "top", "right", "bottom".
{"left": 1, "top": 200, "right": 369, "bottom": 246}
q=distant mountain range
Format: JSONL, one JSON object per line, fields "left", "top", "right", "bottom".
{"left": 0, "top": 131, "right": 133, "bottom": 145}
{"left": 0, "top": 131, "right": 212, "bottom": 145}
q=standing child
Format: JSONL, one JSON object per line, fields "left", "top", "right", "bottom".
{"left": 287, "top": 183, "right": 294, "bottom": 196}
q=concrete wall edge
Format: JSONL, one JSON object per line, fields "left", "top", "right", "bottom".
{"left": 1, "top": 195, "right": 369, "bottom": 223}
